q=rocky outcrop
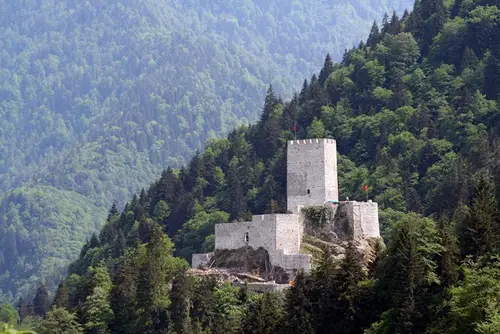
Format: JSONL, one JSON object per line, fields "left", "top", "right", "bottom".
{"left": 301, "top": 204, "right": 385, "bottom": 267}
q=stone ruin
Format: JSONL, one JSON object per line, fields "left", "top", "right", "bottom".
{"left": 192, "top": 138, "right": 383, "bottom": 285}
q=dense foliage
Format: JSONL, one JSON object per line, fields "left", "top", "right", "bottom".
{"left": 4, "top": 0, "right": 500, "bottom": 332}
{"left": 0, "top": 0, "right": 412, "bottom": 302}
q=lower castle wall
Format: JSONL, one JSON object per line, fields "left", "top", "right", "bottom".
{"left": 215, "top": 215, "right": 278, "bottom": 251}
{"left": 276, "top": 215, "right": 302, "bottom": 253}
{"left": 344, "top": 201, "right": 380, "bottom": 240}
{"left": 233, "top": 282, "right": 290, "bottom": 293}
{"left": 269, "top": 250, "right": 311, "bottom": 273}
{"left": 192, "top": 252, "right": 214, "bottom": 268}
{"left": 213, "top": 214, "right": 311, "bottom": 273}
{"left": 215, "top": 214, "right": 302, "bottom": 254}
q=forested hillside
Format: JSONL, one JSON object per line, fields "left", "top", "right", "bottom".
{"left": 8, "top": 0, "right": 500, "bottom": 332}
{"left": 0, "top": 0, "right": 413, "bottom": 302}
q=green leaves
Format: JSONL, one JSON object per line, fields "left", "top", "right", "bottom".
{"left": 373, "top": 213, "right": 444, "bottom": 333}
{"left": 0, "top": 305, "right": 18, "bottom": 327}
{"left": 301, "top": 205, "right": 335, "bottom": 229}
{"left": 38, "top": 307, "right": 83, "bottom": 334}
{"left": 447, "top": 257, "right": 500, "bottom": 334}
{"left": 82, "top": 265, "right": 114, "bottom": 333}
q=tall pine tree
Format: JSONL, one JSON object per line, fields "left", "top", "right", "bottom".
{"left": 460, "top": 177, "right": 499, "bottom": 258}
{"left": 33, "top": 283, "right": 50, "bottom": 318}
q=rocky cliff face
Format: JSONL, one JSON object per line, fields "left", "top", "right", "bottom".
{"left": 301, "top": 204, "right": 385, "bottom": 267}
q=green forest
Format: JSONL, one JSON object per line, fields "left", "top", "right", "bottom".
{"left": 2, "top": 0, "right": 500, "bottom": 332}
{"left": 0, "top": 0, "right": 412, "bottom": 302}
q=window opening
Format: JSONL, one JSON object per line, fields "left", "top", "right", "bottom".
{"left": 307, "top": 189, "right": 311, "bottom": 195}
{"left": 244, "top": 232, "right": 249, "bottom": 243}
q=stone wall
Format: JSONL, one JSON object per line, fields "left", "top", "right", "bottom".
{"left": 215, "top": 215, "right": 277, "bottom": 251}
{"left": 276, "top": 215, "right": 302, "bottom": 253}
{"left": 287, "top": 139, "right": 339, "bottom": 213}
{"left": 343, "top": 201, "right": 380, "bottom": 240}
{"left": 233, "top": 282, "right": 291, "bottom": 293}
{"left": 192, "top": 252, "right": 214, "bottom": 269}
{"left": 215, "top": 214, "right": 302, "bottom": 254}
{"left": 213, "top": 214, "right": 311, "bottom": 274}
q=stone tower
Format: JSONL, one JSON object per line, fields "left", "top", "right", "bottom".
{"left": 287, "top": 139, "right": 338, "bottom": 214}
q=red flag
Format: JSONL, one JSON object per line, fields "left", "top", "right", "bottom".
{"left": 363, "top": 185, "right": 368, "bottom": 192}
{"left": 291, "top": 125, "right": 296, "bottom": 132}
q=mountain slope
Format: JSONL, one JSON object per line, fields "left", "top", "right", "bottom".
{"left": 25, "top": 0, "right": 500, "bottom": 332}
{"left": 0, "top": 0, "right": 413, "bottom": 301}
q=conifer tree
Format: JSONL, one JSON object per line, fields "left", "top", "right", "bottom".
{"left": 88, "top": 233, "right": 100, "bottom": 249}
{"left": 191, "top": 278, "right": 217, "bottom": 331}
{"left": 460, "top": 178, "right": 499, "bottom": 258}
{"left": 484, "top": 51, "right": 500, "bottom": 100}
{"left": 139, "top": 188, "right": 147, "bottom": 206}
{"left": 82, "top": 287, "right": 114, "bottom": 334}
{"left": 366, "top": 21, "right": 380, "bottom": 47}
{"left": 38, "top": 307, "right": 83, "bottom": 334}
{"left": 310, "top": 248, "right": 338, "bottom": 334}
{"left": 375, "top": 214, "right": 443, "bottom": 333}
{"left": 33, "top": 284, "right": 49, "bottom": 318}
{"left": 151, "top": 167, "right": 180, "bottom": 215}
{"left": 260, "top": 292, "right": 285, "bottom": 333}
{"left": 244, "top": 292, "right": 284, "bottom": 334}
{"left": 110, "top": 255, "right": 139, "bottom": 334}
{"left": 82, "top": 265, "right": 114, "bottom": 334}
{"left": 259, "top": 174, "right": 278, "bottom": 214}
{"left": 52, "top": 281, "right": 69, "bottom": 309}
{"left": 335, "top": 243, "right": 366, "bottom": 334}
{"left": 242, "top": 297, "right": 264, "bottom": 334}
{"left": 107, "top": 203, "right": 119, "bottom": 221}
{"left": 460, "top": 47, "right": 478, "bottom": 71}
{"left": 299, "top": 79, "right": 309, "bottom": 104}
{"left": 170, "top": 270, "right": 193, "bottom": 334}
{"left": 389, "top": 11, "right": 401, "bottom": 35}
{"left": 223, "top": 158, "right": 247, "bottom": 220}
{"left": 402, "top": 9, "right": 410, "bottom": 21}
{"left": 137, "top": 223, "right": 177, "bottom": 333}
{"left": 112, "top": 229, "right": 127, "bottom": 258}
{"left": 339, "top": 242, "right": 365, "bottom": 286}
{"left": 16, "top": 297, "right": 28, "bottom": 323}
{"left": 284, "top": 271, "right": 314, "bottom": 334}
{"left": 17, "top": 297, "right": 29, "bottom": 323}
{"left": 437, "top": 216, "right": 460, "bottom": 287}
{"left": 450, "top": 0, "right": 463, "bottom": 17}
{"left": 381, "top": 13, "right": 390, "bottom": 34}
{"left": 417, "top": 0, "right": 446, "bottom": 54}
{"left": 282, "top": 94, "right": 299, "bottom": 132}
{"left": 26, "top": 301, "right": 35, "bottom": 319}
{"left": 319, "top": 54, "right": 334, "bottom": 86}
{"left": 260, "top": 85, "right": 278, "bottom": 124}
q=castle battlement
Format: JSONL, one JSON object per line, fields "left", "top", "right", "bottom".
{"left": 288, "top": 138, "right": 336, "bottom": 145}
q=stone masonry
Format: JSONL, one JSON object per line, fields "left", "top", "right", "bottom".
{"left": 344, "top": 200, "right": 380, "bottom": 240}
{"left": 192, "top": 138, "right": 381, "bottom": 276}
{"left": 287, "top": 139, "right": 339, "bottom": 214}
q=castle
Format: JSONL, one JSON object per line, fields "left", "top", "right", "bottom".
{"left": 192, "top": 138, "right": 380, "bottom": 276}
